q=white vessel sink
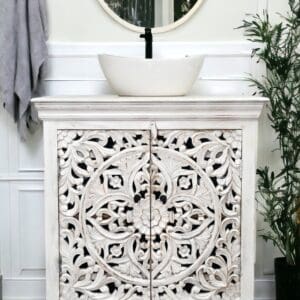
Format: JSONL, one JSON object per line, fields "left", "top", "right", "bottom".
{"left": 98, "top": 54, "right": 203, "bottom": 96}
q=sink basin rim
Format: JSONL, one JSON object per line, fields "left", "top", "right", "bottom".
{"left": 99, "top": 53, "right": 204, "bottom": 61}
{"left": 98, "top": 54, "right": 204, "bottom": 97}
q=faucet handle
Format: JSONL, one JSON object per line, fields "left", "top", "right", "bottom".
{"left": 139, "top": 27, "right": 153, "bottom": 59}
{"left": 140, "top": 27, "right": 152, "bottom": 39}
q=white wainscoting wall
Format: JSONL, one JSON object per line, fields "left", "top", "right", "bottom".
{"left": 0, "top": 41, "right": 277, "bottom": 300}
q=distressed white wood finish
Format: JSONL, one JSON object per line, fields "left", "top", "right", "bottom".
{"left": 44, "top": 121, "right": 60, "bottom": 300}
{"left": 57, "top": 129, "right": 242, "bottom": 299}
{"left": 58, "top": 130, "right": 152, "bottom": 299}
{"left": 32, "top": 95, "right": 265, "bottom": 121}
{"left": 149, "top": 130, "right": 242, "bottom": 299}
{"left": 33, "top": 95, "right": 267, "bottom": 300}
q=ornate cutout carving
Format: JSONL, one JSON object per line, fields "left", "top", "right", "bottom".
{"left": 150, "top": 130, "right": 242, "bottom": 299}
{"left": 58, "top": 130, "right": 151, "bottom": 299}
{"left": 58, "top": 129, "right": 242, "bottom": 299}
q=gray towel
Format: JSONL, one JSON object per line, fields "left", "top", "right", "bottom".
{"left": 0, "top": 0, "right": 48, "bottom": 138}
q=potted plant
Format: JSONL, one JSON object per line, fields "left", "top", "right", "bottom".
{"left": 239, "top": 0, "right": 300, "bottom": 299}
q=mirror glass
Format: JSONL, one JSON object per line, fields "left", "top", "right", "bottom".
{"left": 99, "top": 0, "right": 203, "bottom": 32}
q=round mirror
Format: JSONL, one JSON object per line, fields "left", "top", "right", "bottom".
{"left": 98, "top": 0, "right": 204, "bottom": 33}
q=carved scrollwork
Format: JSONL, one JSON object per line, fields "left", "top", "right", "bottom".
{"left": 58, "top": 130, "right": 151, "bottom": 299}
{"left": 149, "top": 130, "right": 242, "bottom": 299}
{"left": 58, "top": 129, "right": 242, "bottom": 299}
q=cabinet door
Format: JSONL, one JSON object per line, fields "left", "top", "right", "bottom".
{"left": 57, "top": 129, "right": 242, "bottom": 300}
{"left": 57, "top": 130, "right": 152, "bottom": 299}
{"left": 150, "top": 130, "right": 242, "bottom": 300}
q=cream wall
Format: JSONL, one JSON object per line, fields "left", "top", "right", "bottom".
{"left": 48, "top": 0, "right": 259, "bottom": 42}
{"left": 48, "top": 0, "right": 291, "bottom": 43}
{"left": 48, "top": 0, "right": 290, "bottom": 42}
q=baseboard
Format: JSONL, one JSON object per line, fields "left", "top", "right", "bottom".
{"left": 255, "top": 277, "right": 275, "bottom": 300}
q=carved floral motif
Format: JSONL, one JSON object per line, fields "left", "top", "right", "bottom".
{"left": 58, "top": 129, "right": 242, "bottom": 299}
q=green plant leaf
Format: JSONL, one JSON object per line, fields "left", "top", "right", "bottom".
{"left": 240, "top": 0, "right": 300, "bottom": 266}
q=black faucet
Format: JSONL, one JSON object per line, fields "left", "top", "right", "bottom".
{"left": 140, "top": 27, "right": 153, "bottom": 59}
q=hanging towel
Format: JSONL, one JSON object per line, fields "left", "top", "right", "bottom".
{"left": 0, "top": 0, "right": 48, "bottom": 138}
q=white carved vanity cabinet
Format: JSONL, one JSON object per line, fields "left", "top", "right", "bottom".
{"left": 32, "top": 95, "right": 267, "bottom": 300}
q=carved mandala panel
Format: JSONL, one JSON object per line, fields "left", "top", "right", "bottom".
{"left": 150, "top": 130, "right": 242, "bottom": 299}
{"left": 58, "top": 129, "right": 242, "bottom": 300}
{"left": 58, "top": 130, "right": 151, "bottom": 299}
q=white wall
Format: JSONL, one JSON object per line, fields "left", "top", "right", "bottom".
{"left": 47, "top": 0, "right": 290, "bottom": 42}
{"left": 48, "top": 0, "right": 258, "bottom": 42}
{"left": 0, "top": 0, "right": 293, "bottom": 299}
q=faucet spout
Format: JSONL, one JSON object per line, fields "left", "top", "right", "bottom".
{"left": 140, "top": 27, "right": 153, "bottom": 59}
